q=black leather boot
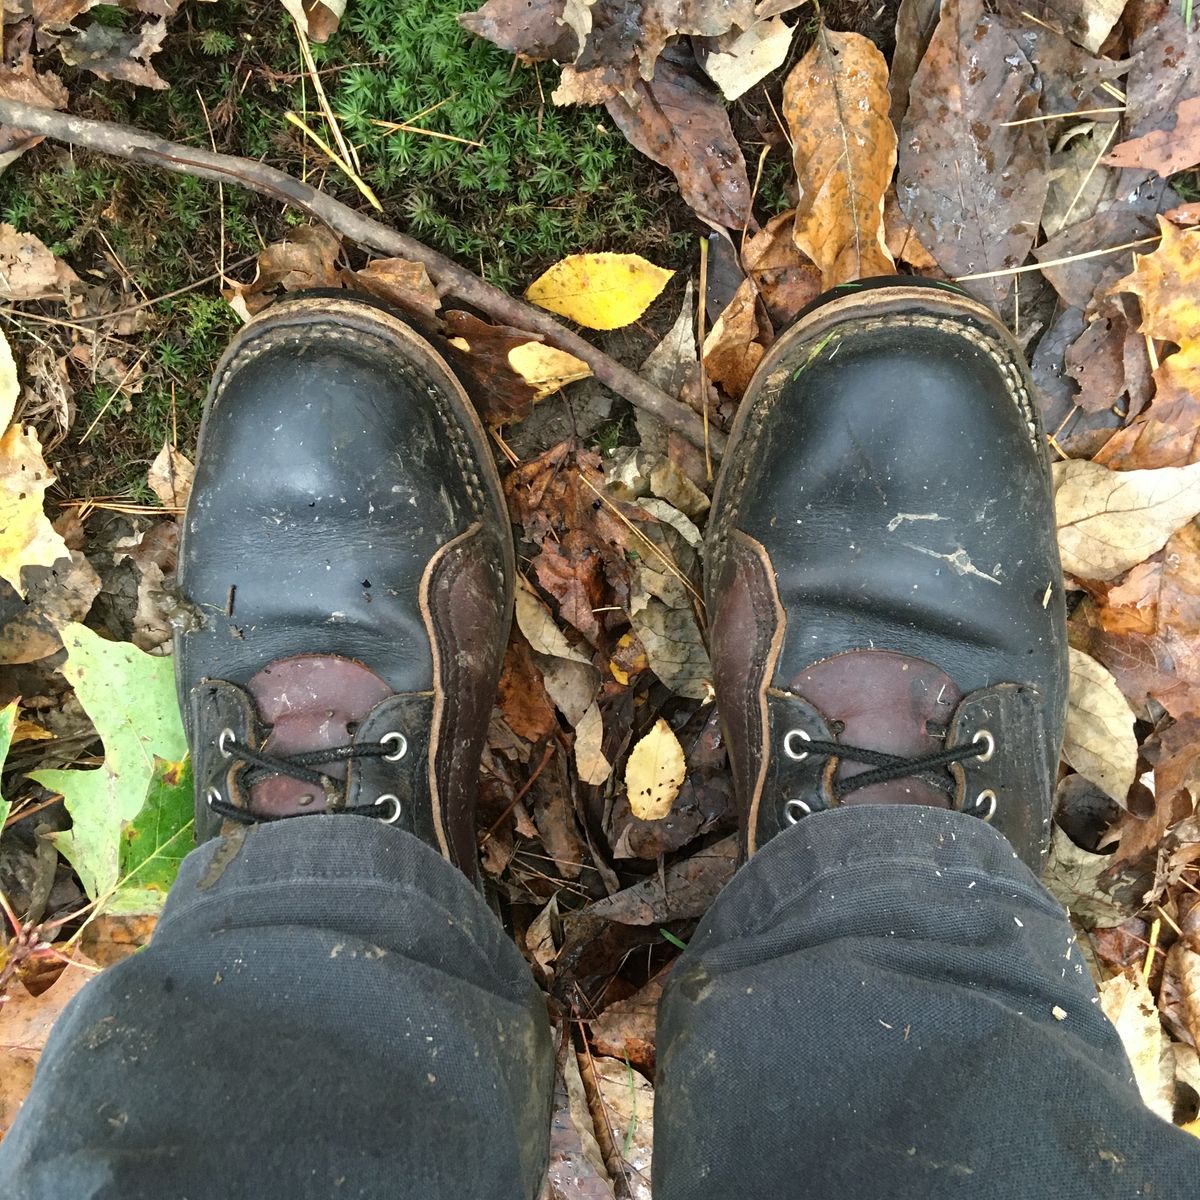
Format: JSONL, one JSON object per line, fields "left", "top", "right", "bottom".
{"left": 706, "top": 278, "right": 1067, "bottom": 869}
{"left": 174, "top": 294, "right": 513, "bottom": 881}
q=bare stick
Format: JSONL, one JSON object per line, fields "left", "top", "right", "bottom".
{"left": 0, "top": 98, "right": 721, "bottom": 453}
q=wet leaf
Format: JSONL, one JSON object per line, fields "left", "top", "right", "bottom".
{"left": 783, "top": 28, "right": 896, "bottom": 287}
{"left": 1104, "top": 97, "right": 1200, "bottom": 179}
{"left": 889, "top": 0, "right": 940, "bottom": 132}
{"left": 1096, "top": 359, "right": 1200, "bottom": 472}
{"left": 0, "top": 550, "right": 101, "bottom": 665}
{"left": 56, "top": 17, "right": 169, "bottom": 90}
{"left": 1113, "top": 218, "right": 1200, "bottom": 351}
{"left": 702, "top": 277, "right": 770, "bottom": 400}
{"left": 508, "top": 342, "right": 592, "bottom": 400}
{"left": 740, "top": 210, "right": 822, "bottom": 329}
{"left": 606, "top": 46, "right": 753, "bottom": 230}
{"left": 1121, "top": 1, "right": 1200, "bottom": 148}
{"left": 580, "top": 1054, "right": 654, "bottom": 1200}
{"left": 0, "top": 224, "right": 78, "bottom": 302}
{"left": 0, "top": 330, "right": 68, "bottom": 598}
{"left": 575, "top": 701, "right": 612, "bottom": 785}
{"left": 897, "top": 0, "right": 1048, "bottom": 307}
{"left": 625, "top": 717, "right": 686, "bottom": 820}
{"left": 1054, "top": 458, "right": 1200, "bottom": 581}
{"left": 630, "top": 595, "right": 711, "bottom": 700}
{"left": 345, "top": 257, "right": 441, "bottom": 324}
{"left": 588, "top": 965, "right": 669, "bottom": 1074}
{"left": 459, "top": 0, "right": 583, "bottom": 62}
{"left": 30, "top": 623, "right": 188, "bottom": 899}
{"left": 516, "top": 576, "right": 592, "bottom": 663}
{"left": 526, "top": 253, "right": 674, "bottom": 330}
{"left": 1063, "top": 647, "right": 1138, "bottom": 806}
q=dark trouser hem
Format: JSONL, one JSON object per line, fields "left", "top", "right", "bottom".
{"left": 0, "top": 817, "right": 553, "bottom": 1200}
{"left": 653, "top": 804, "right": 1200, "bottom": 1199}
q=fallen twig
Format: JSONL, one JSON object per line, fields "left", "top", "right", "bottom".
{"left": 0, "top": 98, "right": 720, "bottom": 453}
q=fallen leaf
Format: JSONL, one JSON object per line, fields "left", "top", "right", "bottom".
{"left": 575, "top": 701, "right": 612, "bottom": 785}
{"left": 888, "top": 0, "right": 940, "bottom": 131}
{"left": 547, "top": 1048, "right": 617, "bottom": 1200}
{"left": 526, "top": 252, "right": 673, "bottom": 330}
{"left": 1167, "top": 202, "right": 1200, "bottom": 227}
{"left": 345, "top": 257, "right": 441, "bottom": 324}
{"left": 1041, "top": 120, "right": 1123, "bottom": 240}
{"left": 56, "top": 17, "right": 170, "bottom": 90}
{"left": 1097, "top": 357, "right": 1200, "bottom": 470}
{"left": 110, "top": 755, "right": 193, "bottom": 913}
{"left": 146, "top": 440, "right": 194, "bottom": 509}
{"left": 882, "top": 188, "right": 939, "bottom": 271}
{"left": 0, "top": 224, "right": 78, "bottom": 302}
{"left": 458, "top": 0, "right": 583, "bottom": 62}
{"left": 897, "top": 0, "right": 1048, "bottom": 307}
{"left": 515, "top": 576, "right": 593, "bottom": 664}
{"left": 1104, "top": 97, "right": 1200, "bottom": 178}
{"left": 639, "top": 282, "right": 697, "bottom": 401}
{"left": 0, "top": 550, "right": 101, "bottom": 665}
{"left": 588, "top": 965, "right": 669, "bottom": 1074}
{"left": 0, "top": 961, "right": 95, "bottom": 1138}
{"left": 533, "top": 747, "right": 585, "bottom": 879}
{"left": 1063, "top": 647, "right": 1138, "bottom": 806}
{"left": 533, "top": 535, "right": 607, "bottom": 644}
{"left": 1043, "top": 826, "right": 1138, "bottom": 926}
{"left": 0, "top": 329, "right": 68, "bottom": 598}
{"left": 649, "top": 457, "right": 709, "bottom": 520}
{"left": 442, "top": 310, "right": 541, "bottom": 424}
{"left": 1054, "top": 457, "right": 1200, "bottom": 581}
{"left": 303, "top": 0, "right": 345, "bottom": 41}
{"left": 1098, "top": 971, "right": 1175, "bottom": 1121}
{"left": 702, "top": 277, "right": 769, "bottom": 400}
{"left": 30, "top": 623, "right": 188, "bottom": 899}
{"left": 740, "top": 210, "right": 822, "bottom": 328}
{"left": 1065, "top": 315, "right": 1129, "bottom": 415}
{"left": 1113, "top": 218, "right": 1200, "bottom": 351}
{"left": 605, "top": 46, "right": 754, "bottom": 230}
{"left": 1036, "top": 209, "right": 1160, "bottom": 313}
{"left": 1121, "top": 1, "right": 1200, "bottom": 149}
{"left": 540, "top": 655, "right": 601, "bottom": 727}
{"left": 580, "top": 1054, "right": 654, "bottom": 1200}
{"left": 0, "top": 51, "right": 69, "bottom": 111}
{"left": 1043, "top": 0, "right": 1126, "bottom": 54}
{"left": 508, "top": 341, "right": 592, "bottom": 400}
{"left": 499, "top": 635, "right": 560, "bottom": 743}
{"left": 224, "top": 224, "right": 343, "bottom": 317}
{"left": 783, "top": 28, "right": 896, "bottom": 287}
{"left": 629, "top": 596, "right": 711, "bottom": 700}
{"left": 701, "top": 14, "right": 794, "bottom": 101}
{"left": 0, "top": 698, "right": 14, "bottom": 829}
{"left": 625, "top": 717, "right": 686, "bottom": 820}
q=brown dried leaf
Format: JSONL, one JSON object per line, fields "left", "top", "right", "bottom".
{"left": 702, "top": 277, "right": 769, "bottom": 400}
{"left": 0, "top": 51, "right": 68, "bottom": 110}
{"left": 783, "top": 28, "right": 895, "bottom": 287}
{"left": 1098, "top": 971, "right": 1175, "bottom": 1120}
{"left": 897, "top": 0, "right": 1048, "bottom": 307}
{"left": 1113, "top": 218, "right": 1200, "bottom": 350}
{"left": 889, "top": 0, "right": 940, "bottom": 132}
{"left": 1063, "top": 647, "right": 1138, "bottom": 805}
{"left": 344, "top": 257, "right": 441, "bottom": 325}
{"left": 701, "top": 14, "right": 794, "bottom": 101}
{"left": 499, "top": 635, "right": 559, "bottom": 742}
{"left": 146, "top": 440, "right": 194, "bottom": 510}
{"left": 442, "top": 310, "right": 539, "bottom": 424}
{"left": 1096, "top": 357, "right": 1200, "bottom": 470}
{"left": 575, "top": 700, "right": 612, "bottom": 785}
{"left": 1104, "top": 97, "right": 1200, "bottom": 178}
{"left": 225, "top": 225, "right": 343, "bottom": 317}
{"left": 1065, "top": 315, "right": 1128, "bottom": 415}
{"left": 533, "top": 534, "right": 607, "bottom": 645}
{"left": 0, "top": 550, "right": 100, "bottom": 665}
{"left": 588, "top": 965, "right": 668, "bottom": 1074}
{"left": 1122, "top": 0, "right": 1200, "bottom": 147}
{"left": 882, "top": 188, "right": 938, "bottom": 271}
{"left": 740, "top": 210, "right": 822, "bottom": 328}
{"left": 1053, "top": 458, "right": 1200, "bottom": 582}
{"left": 0, "top": 223, "right": 78, "bottom": 302}
{"left": 459, "top": 0, "right": 583, "bottom": 62}
{"left": 605, "top": 47, "right": 753, "bottom": 230}
{"left": 579, "top": 1055, "right": 654, "bottom": 1200}
{"left": 56, "top": 17, "right": 169, "bottom": 90}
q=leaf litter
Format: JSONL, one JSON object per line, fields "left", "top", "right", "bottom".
{"left": 4, "top": 0, "right": 1200, "bottom": 1168}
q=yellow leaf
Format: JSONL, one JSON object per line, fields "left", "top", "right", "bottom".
{"left": 1113, "top": 218, "right": 1200, "bottom": 352}
{"left": 0, "top": 395, "right": 68, "bottom": 597}
{"left": 625, "top": 717, "right": 685, "bottom": 820}
{"left": 0, "top": 326, "right": 16, "bottom": 428}
{"left": 525, "top": 253, "right": 674, "bottom": 331}
{"left": 507, "top": 341, "right": 593, "bottom": 401}
{"left": 782, "top": 28, "right": 896, "bottom": 288}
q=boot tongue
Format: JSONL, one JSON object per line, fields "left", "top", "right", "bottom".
{"left": 246, "top": 655, "right": 393, "bottom": 818}
{"left": 791, "top": 650, "right": 963, "bottom": 807}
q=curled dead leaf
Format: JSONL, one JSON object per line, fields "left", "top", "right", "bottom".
{"left": 0, "top": 224, "right": 78, "bottom": 302}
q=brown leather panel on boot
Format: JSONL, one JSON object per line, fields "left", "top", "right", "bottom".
{"left": 422, "top": 523, "right": 508, "bottom": 872}
{"left": 246, "top": 656, "right": 393, "bottom": 817}
{"left": 709, "top": 530, "right": 787, "bottom": 857}
{"left": 789, "top": 651, "right": 962, "bottom": 807}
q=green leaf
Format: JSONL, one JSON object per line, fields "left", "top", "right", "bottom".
{"left": 0, "top": 698, "right": 17, "bottom": 836}
{"left": 31, "top": 623, "right": 187, "bottom": 899}
{"left": 110, "top": 755, "right": 194, "bottom": 914}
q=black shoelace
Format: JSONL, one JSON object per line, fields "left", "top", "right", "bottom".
{"left": 801, "top": 738, "right": 983, "bottom": 801}
{"left": 208, "top": 736, "right": 402, "bottom": 825}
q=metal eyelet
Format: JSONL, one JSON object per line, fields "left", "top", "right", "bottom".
{"left": 783, "top": 798, "right": 812, "bottom": 825}
{"left": 783, "top": 729, "right": 812, "bottom": 761}
{"left": 974, "top": 789, "right": 997, "bottom": 822}
{"left": 218, "top": 728, "right": 236, "bottom": 758}
{"left": 374, "top": 794, "right": 403, "bottom": 824}
{"left": 972, "top": 729, "right": 996, "bottom": 763}
{"left": 381, "top": 732, "right": 408, "bottom": 762}
{"left": 204, "top": 787, "right": 223, "bottom": 809}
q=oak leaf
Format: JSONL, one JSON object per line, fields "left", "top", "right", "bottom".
{"left": 783, "top": 28, "right": 895, "bottom": 288}
{"left": 1053, "top": 457, "right": 1200, "bottom": 582}
{"left": 525, "top": 252, "right": 673, "bottom": 330}
{"left": 625, "top": 717, "right": 686, "bottom": 820}
{"left": 1112, "top": 218, "right": 1200, "bottom": 351}
{"left": 1063, "top": 647, "right": 1138, "bottom": 806}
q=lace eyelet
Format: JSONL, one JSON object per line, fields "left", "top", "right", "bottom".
{"left": 783, "top": 729, "right": 812, "bottom": 761}
{"left": 974, "top": 789, "right": 997, "bottom": 822}
{"left": 783, "top": 798, "right": 812, "bottom": 825}
{"left": 381, "top": 732, "right": 408, "bottom": 762}
{"left": 218, "top": 729, "right": 236, "bottom": 758}
{"left": 204, "top": 787, "right": 223, "bottom": 809}
{"left": 374, "top": 794, "right": 403, "bottom": 824}
{"left": 972, "top": 729, "right": 996, "bottom": 763}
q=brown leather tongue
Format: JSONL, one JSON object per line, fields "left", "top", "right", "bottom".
{"left": 790, "top": 650, "right": 963, "bottom": 807}
{"left": 245, "top": 655, "right": 393, "bottom": 818}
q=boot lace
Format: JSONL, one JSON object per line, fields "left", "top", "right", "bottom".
{"left": 207, "top": 728, "right": 409, "bottom": 825}
{"left": 781, "top": 728, "right": 997, "bottom": 824}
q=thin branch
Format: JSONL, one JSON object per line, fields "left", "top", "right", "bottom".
{"left": 0, "top": 98, "right": 719, "bottom": 453}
